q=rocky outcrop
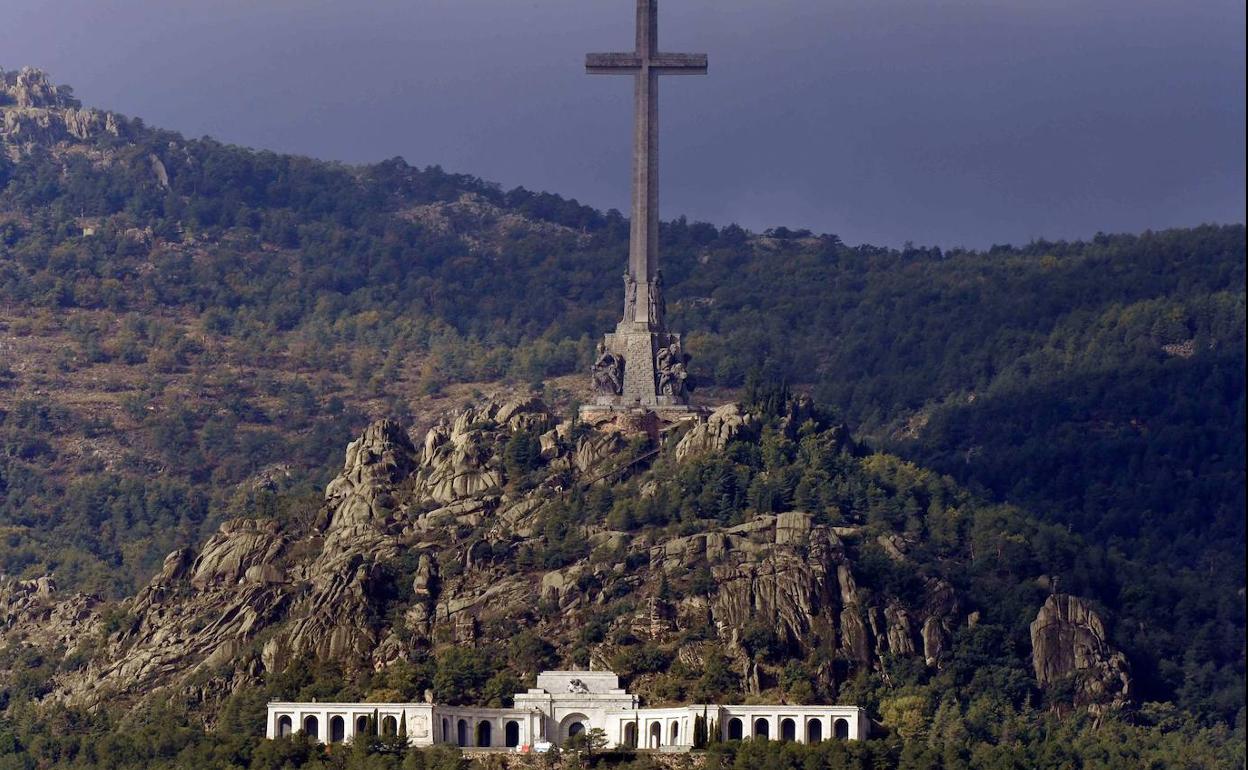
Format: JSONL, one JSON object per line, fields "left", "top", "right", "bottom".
{"left": 837, "top": 564, "right": 873, "bottom": 666}
{"left": 1030, "top": 594, "right": 1132, "bottom": 709}
{"left": 645, "top": 511, "right": 959, "bottom": 682}
{"left": 189, "top": 519, "right": 286, "bottom": 588}
{"left": 1, "top": 68, "right": 123, "bottom": 145}
{"left": 414, "top": 405, "right": 505, "bottom": 504}
{"left": 0, "top": 576, "right": 101, "bottom": 653}
{"left": 43, "top": 517, "right": 295, "bottom": 706}
{"left": 675, "top": 403, "right": 757, "bottom": 460}
{"left": 573, "top": 431, "right": 627, "bottom": 475}
{"left": 3, "top": 67, "right": 78, "bottom": 109}
{"left": 321, "top": 419, "right": 417, "bottom": 531}
{"left": 0, "top": 399, "right": 997, "bottom": 716}
{"left": 884, "top": 603, "right": 917, "bottom": 657}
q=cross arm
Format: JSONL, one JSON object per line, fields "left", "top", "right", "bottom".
{"left": 651, "top": 53, "right": 708, "bottom": 74}
{"left": 587, "top": 53, "right": 643, "bottom": 73}
{"left": 586, "top": 52, "right": 708, "bottom": 75}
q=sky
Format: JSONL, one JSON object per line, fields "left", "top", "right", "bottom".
{"left": 1, "top": 0, "right": 1244, "bottom": 248}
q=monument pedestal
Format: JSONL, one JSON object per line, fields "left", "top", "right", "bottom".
{"left": 582, "top": 320, "right": 701, "bottom": 422}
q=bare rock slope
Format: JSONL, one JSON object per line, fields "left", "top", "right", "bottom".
{"left": 0, "top": 398, "right": 1132, "bottom": 716}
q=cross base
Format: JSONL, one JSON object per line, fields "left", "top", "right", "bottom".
{"left": 589, "top": 325, "right": 691, "bottom": 408}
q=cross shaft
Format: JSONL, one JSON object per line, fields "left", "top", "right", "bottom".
{"left": 587, "top": 0, "right": 706, "bottom": 328}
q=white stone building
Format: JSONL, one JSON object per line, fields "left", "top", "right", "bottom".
{"left": 266, "top": 670, "right": 867, "bottom": 750}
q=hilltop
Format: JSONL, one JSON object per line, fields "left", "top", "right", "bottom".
{"left": 0, "top": 68, "right": 1243, "bottom": 768}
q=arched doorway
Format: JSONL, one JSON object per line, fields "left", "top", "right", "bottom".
{"left": 329, "top": 716, "right": 345, "bottom": 743}
{"left": 277, "top": 715, "right": 292, "bottom": 738}
{"left": 834, "top": 718, "right": 850, "bottom": 740}
{"left": 381, "top": 715, "right": 397, "bottom": 736}
{"left": 560, "top": 713, "right": 589, "bottom": 743}
{"left": 477, "top": 721, "right": 492, "bottom": 748}
{"left": 505, "top": 720, "right": 521, "bottom": 748}
{"left": 441, "top": 718, "right": 448, "bottom": 742}
{"left": 781, "top": 718, "right": 796, "bottom": 741}
{"left": 457, "top": 719, "right": 468, "bottom": 747}
{"left": 753, "top": 718, "right": 769, "bottom": 740}
{"left": 807, "top": 718, "right": 823, "bottom": 743}
{"left": 727, "top": 717, "right": 743, "bottom": 740}
{"left": 649, "top": 721, "right": 662, "bottom": 748}
{"left": 356, "top": 715, "right": 369, "bottom": 736}
{"left": 623, "top": 721, "right": 638, "bottom": 748}
{"left": 303, "top": 715, "right": 319, "bottom": 739}
{"left": 670, "top": 721, "right": 680, "bottom": 745}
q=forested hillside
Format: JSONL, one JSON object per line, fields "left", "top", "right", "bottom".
{"left": 0, "top": 68, "right": 1244, "bottom": 769}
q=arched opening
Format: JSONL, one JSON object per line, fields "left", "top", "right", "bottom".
{"left": 781, "top": 718, "right": 796, "bottom": 741}
{"left": 477, "top": 721, "right": 492, "bottom": 748}
{"left": 381, "top": 715, "right": 397, "bottom": 736}
{"left": 329, "top": 716, "right": 345, "bottom": 743}
{"left": 505, "top": 720, "right": 521, "bottom": 748}
{"left": 356, "top": 715, "right": 369, "bottom": 736}
{"left": 834, "top": 718, "right": 850, "bottom": 740}
{"left": 560, "top": 713, "right": 589, "bottom": 743}
{"left": 649, "top": 721, "right": 662, "bottom": 748}
{"left": 623, "top": 721, "right": 638, "bottom": 748}
{"left": 807, "top": 718, "right": 823, "bottom": 743}
{"left": 277, "top": 715, "right": 293, "bottom": 738}
{"left": 753, "top": 718, "right": 769, "bottom": 740}
{"left": 441, "top": 718, "right": 448, "bottom": 742}
{"left": 457, "top": 719, "right": 468, "bottom": 747}
{"left": 727, "top": 717, "right": 743, "bottom": 740}
{"left": 303, "top": 715, "right": 319, "bottom": 740}
{"left": 670, "top": 721, "right": 680, "bottom": 744}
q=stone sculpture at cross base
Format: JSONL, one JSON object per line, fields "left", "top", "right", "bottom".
{"left": 580, "top": 0, "right": 708, "bottom": 422}
{"left": 587, "top": 272, "right": 696, "bottom": 417}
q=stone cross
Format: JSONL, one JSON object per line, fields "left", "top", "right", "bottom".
{"left": 587, "top": 0, "right": 707, "bottom": 328}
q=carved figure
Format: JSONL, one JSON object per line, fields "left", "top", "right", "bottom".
{"left": 567, "top": 678, "right": 590, "bottom": 694}
{"left": 655, "top": 340, "right": 674, "bottom": 373}
{"left": 623, "top": 274, "right": 638, "bottom": 322}
{"left": 591, "top": 342, "right": 624, "bottom": 396}
{"left": 652, "top": 271, "right": 667, "bottom": 326}
{"left": 656, "top": 340, "right": 690, "bottom": 400}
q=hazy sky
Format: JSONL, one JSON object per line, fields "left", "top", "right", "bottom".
{"left": 2, "top": 0, "right": 1244, "bottom": 247}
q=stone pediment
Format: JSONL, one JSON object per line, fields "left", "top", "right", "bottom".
{"left": 534, "top": 670, "right": 622, "bottom": 695}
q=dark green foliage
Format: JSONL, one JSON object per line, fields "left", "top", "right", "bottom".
{"left": 431, "top": 648, "right": 492, "bottom": 706}
{"left": 508, "top": 629, "right": 557, "bottom": 676}
{"left": 502, "top": 427, "right": 543, "bottom": 483}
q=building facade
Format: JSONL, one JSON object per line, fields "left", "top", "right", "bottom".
{"left": 266, "top": 670, "right": 867, "bottom": 750}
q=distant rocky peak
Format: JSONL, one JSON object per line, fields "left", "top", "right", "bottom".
{"left": 1, "top": 67, "right": 124, "bottom": 147}
{"left": 1, "top": 67, "right": 81, "bottom": 109}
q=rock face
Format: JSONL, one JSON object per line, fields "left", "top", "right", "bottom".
{"left": 646, "top": 509, "right": 959, "bottom": 689}
{"left": 0, "top": 576, "right": 100, "bottom": 653}
{"left": 1, "top": 68, "right": 123, "bottom": 145}
{"left": 6, "top": 67, "right": 73, "bottom": 109}
{"left": 0, "top": 398, "right": 1115, "bottom": 718}
{"left": 1030, "top": 594, "right": 1132, "bottom": 709}
{"left": 321, "top": 419, "right": 418, "bottom": 531}
{"left": 190, "top": 519, "right": 286, "bottom": 588}
{"left": 675, "top": 403, "right": 756, "bottom": 460}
